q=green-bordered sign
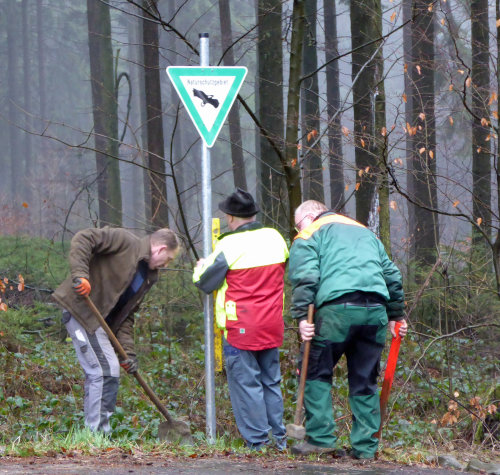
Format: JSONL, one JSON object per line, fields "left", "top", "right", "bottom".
{"left": 166, "top": 66, "right": 247, "bottom": 148}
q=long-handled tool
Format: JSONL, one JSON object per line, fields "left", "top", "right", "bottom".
{"left": 84, "top": 296, "right": 193, "bottom": 444}
{"left": 374, "top": 320, "right": 402, "bottom": 439}
{"left": 286, "top": 304, "right": 315, "bottom": 440}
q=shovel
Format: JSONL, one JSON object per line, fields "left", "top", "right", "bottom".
{"left": 84, "top": 296, "right": 193, "bottom": 444}
{"left": 286, "top": 304, "right": 315, "bottom": 440}
{"left": 374, "top": 320, "right": 402, "bottom": 439}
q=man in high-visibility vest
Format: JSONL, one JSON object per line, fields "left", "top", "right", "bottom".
{"left": 289, "top": 200, "right": 407, "bottom": 459}
{"left": 193, "top": 188, "right": 289, "bottom": 450}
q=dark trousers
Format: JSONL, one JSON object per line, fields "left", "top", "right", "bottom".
{"left": 301, "top": 303, "right": 387, "bottom": 457}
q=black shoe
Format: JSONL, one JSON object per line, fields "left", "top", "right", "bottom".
{"left": 291, "top": 441, "right": 346, "bottom": 457}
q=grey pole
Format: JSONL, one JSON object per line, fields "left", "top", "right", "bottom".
{"left": 199, "top": 32, "right": 216, "bottom": 443}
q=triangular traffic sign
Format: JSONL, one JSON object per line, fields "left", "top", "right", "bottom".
{"left": 166, "top": 66, "right": 247, "bottom": 148}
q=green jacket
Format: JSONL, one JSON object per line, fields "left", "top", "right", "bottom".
{"left": 52, "top": 227, "right": 158, "bottom": 357}
{"left": 289, "top": 212, "right": 404, "bottom": 321}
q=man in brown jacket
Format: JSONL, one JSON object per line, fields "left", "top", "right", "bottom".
{"left": 53, "top": 227, "right": 179, "bottom": 434}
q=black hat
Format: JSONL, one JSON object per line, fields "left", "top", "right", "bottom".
{"left": 218, "top": 188, "right": 259, "bottom": 218}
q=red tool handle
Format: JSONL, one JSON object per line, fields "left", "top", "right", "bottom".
{"left": 375, "top": 320, "right": 402, "bottom": 439}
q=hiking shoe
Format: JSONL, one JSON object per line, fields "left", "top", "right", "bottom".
{"left": 274, "top": 436, "right": 287, "bottom": 452}
{"left": 348, "top": 449, "right": 376, "bottom": 462}
{"left": 247, "top": 439, "right": 271, "bottom": 451}
{"left": 291, "top": 441, "right": 345, "bottom": 457}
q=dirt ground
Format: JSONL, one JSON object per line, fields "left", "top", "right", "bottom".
{"left": 0, "top": 453, "right": 461, "bottom": 475}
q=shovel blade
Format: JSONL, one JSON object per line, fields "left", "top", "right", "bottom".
{"left": 158, "top": 420, "right": 194, "bottom": 445}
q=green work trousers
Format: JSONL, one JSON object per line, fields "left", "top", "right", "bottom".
{"left": 301, "top": 303, "right": 388, "bottom": 458}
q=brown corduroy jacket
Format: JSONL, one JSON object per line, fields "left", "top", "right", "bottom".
{"left": 52, "top": 227, "right": 158, "bottom": 358}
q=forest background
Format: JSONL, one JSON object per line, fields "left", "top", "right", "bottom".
{"left": 0, "top": 0, "right": 499, "bottom": 464}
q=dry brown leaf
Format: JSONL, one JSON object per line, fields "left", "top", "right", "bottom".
{"left": 381, "top": 126, "right": 387, "bottom": 136}
{"left": 419, "top": 147, "right": 426, "bottom": 154}
{"left": 416, "top": 65, "right": 421, "bottom": 75}
{"left": 477, "top": 217, "right": 483, "bottom": 226}
{"left": 419, "top": 112, "right": 426, "bottom": 121}
{"left": 355, "top": 182, "right": 360, "bottom": 191}
{"left": 453, "top": 200, "right": 460, "bottom": 207}
{"left": 449, "top": 116, "right": 454, "bottom": 125}
{"left": 465, "top": 77, "right": 472, "bottom": 87}
{"left": 342, "top": 126, "right": 349, "bottom": 137}
{"left": 429, "top": 150, "right": 434, "bottom": 159}
{"left": 470, "top": 397, "right": 481, "bottom": 407}
{"left": 390, "top": 201, "right": 397, "bottom": 210}
{"left": 390, "top": 11, "right": 396, "bottom": 22}
{"left": 18, "top": 275, "right": 25, "bottom": 292}
{"left": 360, "top": 138, "right": 366, "bottom": 148}
{"left": 402, "top": 93, "right": 407, "bottom": 103}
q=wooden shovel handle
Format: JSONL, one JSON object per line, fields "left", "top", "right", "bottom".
{"left": 294, "top": 304, "right": 315, "bottom": 426}
{"left": 84, "top": 296, "right": 174, "bottom": 423}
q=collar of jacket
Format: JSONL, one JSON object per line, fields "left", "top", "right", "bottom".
{"left": 139, "top": 235, "right": 152, "bottom": 263}
{"left": 218, "top": 221, "right": 263, "bottom": 240}
{"left": 315, "top": 210, "right": 335, "bottom": 221}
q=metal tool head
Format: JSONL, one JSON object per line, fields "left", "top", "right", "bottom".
{"left": 286, "top": 422, "right": 306, "bottom": 440}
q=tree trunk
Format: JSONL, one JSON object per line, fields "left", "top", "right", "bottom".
{"left": 218, "top": 0, "right": 247, "bottom": 190}
{"left": 125, "top": 2, "right": 146, "bottom": 228}
{"left": 143, "top": 0, "right": 169, "bottom": 228}
{"left": 403, "top": 0, "right": 415, "bottom": 260}
{"left": 284, "top": 0, "right": 305, "bottom": 238}
{"left": 471, "top": 0, "right": 491, "bottom": 245}
{"left": 324, "top": 0, "right": 344, "bottom": 212}
{"left": 7, "top": 0, "right": 21, "bottom": 198}
{"left": 22, "top": 0, "right": 33, "bottom": 204}
{"left": 350, "top": 0, "right": 380, "bottom": 226}
{"left": 87, "top": 0, "right": 122, "bottom": 227}
{"left": 409, "top": 0, "right": 439, "bottom": 265}
{"left": 301, "top": 0, "right": 324, "bottom": 202}
{"left": 372, "top": 1, "right": 390, "bottom": 253}
{"left": 36, "top": 0, "right": 46, "bottom": 125}
{"left": 257, "top": 0, "right": 286, "bottom": 230}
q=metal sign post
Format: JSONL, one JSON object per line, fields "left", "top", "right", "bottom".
{"left": 199, "top": 33, "right": 216, "bottom": 444}
{"left": 167, "top": 33, "right": 247, "bottom": 445}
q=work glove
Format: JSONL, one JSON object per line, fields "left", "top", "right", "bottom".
{"left": 73, "top": 277, "right": 91, "bottom": 297}
{"left": 120, "top": 357, "right": 138, "bottom": 374}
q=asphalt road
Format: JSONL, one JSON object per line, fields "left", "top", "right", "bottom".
{"left": 0, "top": 455, "right": 461, "bottom": 474}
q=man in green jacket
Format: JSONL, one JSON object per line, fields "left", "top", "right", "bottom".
{"left": 53, "top": 227, "right": 179, "bottom": 434}
{"left": 289, "top": 200, "right": 407, "bottom": 459}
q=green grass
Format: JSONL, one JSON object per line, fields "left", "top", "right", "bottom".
{"left": 0, "top": 235, "right": 68, "bottom": 289}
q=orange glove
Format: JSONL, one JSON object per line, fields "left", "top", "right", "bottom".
{"left": 120, "top": 357, "right": 138, "bottom": 374}
{"left": 73, "top": 278, "right": 91, "bottom": 297}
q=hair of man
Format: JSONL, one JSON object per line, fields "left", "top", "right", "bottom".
{"left": 150, "top": 228, "right": 180, "bottom": 250}
{"left": 295, "top": 200, "right": 328, "bottom": 221}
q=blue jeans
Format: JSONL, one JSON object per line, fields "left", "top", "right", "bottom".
{"left": 223, "top": 341, "right": 286, "bottom": 446}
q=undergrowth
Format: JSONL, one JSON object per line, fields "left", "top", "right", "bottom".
{"left": 0, "top": 235, "right": 499, "bottom": 464}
